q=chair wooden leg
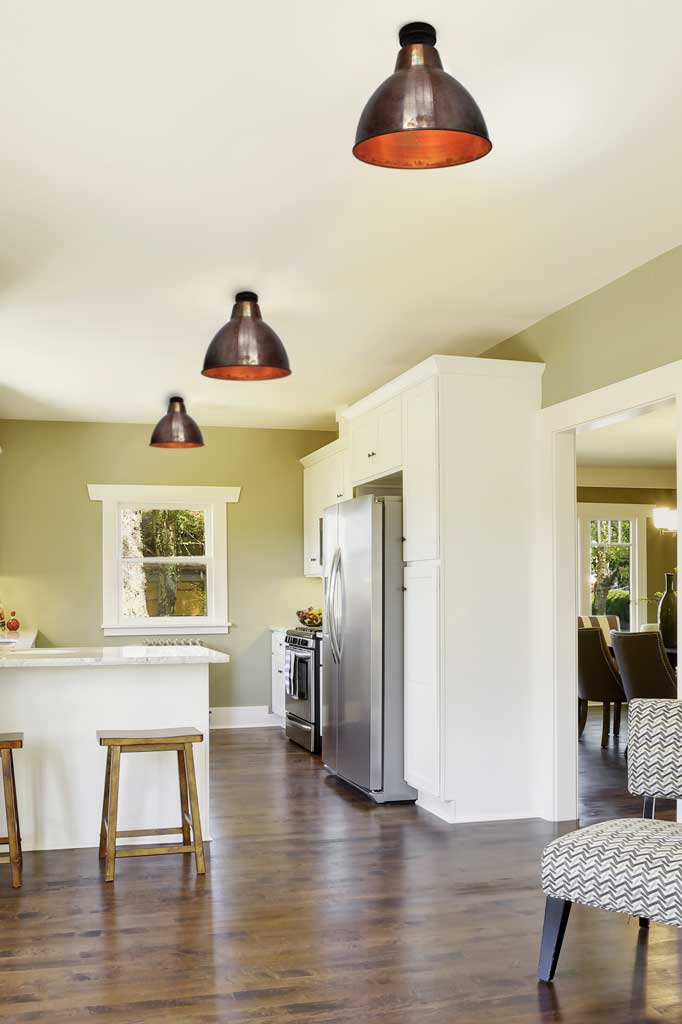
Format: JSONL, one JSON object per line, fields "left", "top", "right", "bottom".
{"left": 104, "top": 746, "right": 121, "bottom": 882}
{"left": 639, "top": 917, "right": 649, "bottom": 929}
{"left": 578, "top": 699, "right": 588, "bottom": 738}
{"left": 601, "top": 702, "right": 611, "bottom": 748}
{"left": 1, "top": 749, "right": 22, "bottom": 889}
{"left": 613, "top": 701, "right": 622, "bottom": 736}
{"left": 177, "top": 749, "right": 191, "bottom": 845}
{"left": 538, "top": 896, "right": 572, "bottom": 982}
{"left": 183, "top": 743, "right": 205, "bottom": 875}
{"left": 9, "top": 752, "right": 21, "bottom": 866}
{"left": 643, "top": 796, "right": 656, "bottom": 819}
{"left": 99, "top": 747, "right": 112, "bottom": 860}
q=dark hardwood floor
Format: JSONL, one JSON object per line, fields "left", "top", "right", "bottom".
{"left": 1, "top": 717, "right": 682, "bottom": 1022}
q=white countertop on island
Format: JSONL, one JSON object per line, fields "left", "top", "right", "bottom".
{"left": 0, "top": 643, "right": 230, "bottom": 668}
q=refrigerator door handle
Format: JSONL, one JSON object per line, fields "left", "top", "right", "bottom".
{"left": 328, "top": 548, "right": 341, "bottom": 664}
{"left": 334, "top": 551, "right": 345, "bottom": 658}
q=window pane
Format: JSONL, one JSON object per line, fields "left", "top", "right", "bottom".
{"left": 121, "top": 509, "right": 205, "bottom": 558}
{"left": 122, "top": 563, "right": 207, "bottom": 618}
{"left": 621, "top": 520, "right": 631, "bottom": 542}
{"left": 590, "top": 542, "right": 631, "bottom": 630}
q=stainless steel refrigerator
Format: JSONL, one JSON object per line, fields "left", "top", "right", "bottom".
{"left": 322, "top": 495, "right": 416, "bottom": 803}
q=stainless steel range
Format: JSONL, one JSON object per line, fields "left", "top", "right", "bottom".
{"left": 284, "top": 627, "right": 321, "bottom": 752}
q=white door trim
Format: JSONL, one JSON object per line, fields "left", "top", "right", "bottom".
{"left": 536, "top": 360, "right": 681, "bottom": 822}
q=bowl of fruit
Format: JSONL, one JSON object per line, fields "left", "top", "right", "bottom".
{"left": 296, "top": 607, "right": 323, "bottom": 628}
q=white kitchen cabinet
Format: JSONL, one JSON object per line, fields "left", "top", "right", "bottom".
{"left": 313, "top": 354, "right": 543, "bottom": 824}
{"left": 302, "top": 441, "right": 349, "bottom": 577}
{"left": 271, "top": 629, "right": 286, "bottom": 723}
{"left": 403, "top": 376, "right": 439, "bottom": 562}
{"left": 350, "top": 397, "right": 402, "bottom": 484}
{"left": 403, "top": 561, "right": 440, "bottom": 795}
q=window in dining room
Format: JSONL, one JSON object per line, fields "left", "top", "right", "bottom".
{"left": 589, "top": 518, "right": 633, "bottom": 629}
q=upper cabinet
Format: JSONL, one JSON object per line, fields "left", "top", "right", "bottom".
{"left": 302, "top": 442, "right": 350, "bottom": 577}
{"left": 350, "top": 397, "right": 402, "bottom": 484}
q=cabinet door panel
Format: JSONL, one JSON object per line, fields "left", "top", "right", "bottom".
{"left": 376, "top": 397, "right": 402, "bottom": 474}
{"left": 403, "top": 378, "right": 439, "bottom": 562}
{"left": 403, "top": 562, "right": 440, "bottom": 795}
{"left": 350, "top": 412, "right": 379, "bottom": 483}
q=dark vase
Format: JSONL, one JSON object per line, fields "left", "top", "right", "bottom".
{"left": 658, "top": 572, "right": 677, "bottom": 650}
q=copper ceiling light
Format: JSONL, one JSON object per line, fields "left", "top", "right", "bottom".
{"left": 202, "top": 291, "right": 291, "bottom": 381}
{"left": 353, "top": 22, "right": 491, "bottom": 169}
{"left": 150, "top": 396, "right": 204, "bottom": 448}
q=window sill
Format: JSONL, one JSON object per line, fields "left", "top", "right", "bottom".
{"left": 102, "top": 624, "right": 231, "bottom": 636}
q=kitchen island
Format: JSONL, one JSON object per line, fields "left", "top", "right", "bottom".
{"left": 0, "top": 645, "right": 229, "bottom": 851}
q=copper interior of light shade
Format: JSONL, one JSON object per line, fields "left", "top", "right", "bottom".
{"left": 151, "top": 440, "right": 204, "bottom": 448}
{"left": 202, "top": 364, "right": 291, "bottom": 381}
{"left": 353, "top": 128, "right": 491, "bottom": 169}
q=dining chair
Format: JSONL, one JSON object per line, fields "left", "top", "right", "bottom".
{"left": 577, "top": 627, "right": 626, "bottom": 746}
{"left": 539, "top": 698, "right": 682, "bottom": 983}
{"left": 611, "top": 631, "right": 676, "bottom": 702}
{"left": 578, "top": 614, "right": 620, "bottom": 650}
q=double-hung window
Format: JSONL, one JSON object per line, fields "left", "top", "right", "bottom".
{"left": 89, "top": 485, "right": 240, "bottom": 635}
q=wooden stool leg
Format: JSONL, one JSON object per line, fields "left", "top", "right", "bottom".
{"left": 99, "top": 747, "right": 112, "bottom": 860}
{"left": 177, "top": 749, "right": 191, "bottom": 845}
{"left": 9, "top": 752, "right": 21, "bottom": 866}
{"left": 1, "top": 749, "right": 21, "bottom": 889}
{"left": 183, "top": 743, "right": 205, "bottom": 875}
{"left": 104, "top": 746, "right": 121, "bottom": 882}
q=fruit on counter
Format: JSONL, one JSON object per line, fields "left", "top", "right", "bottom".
{"left": 296, "top": 606, "right": 323, "bottom": 627}
{"left": 6, "top": 611, "right": 20, "bottom": 632}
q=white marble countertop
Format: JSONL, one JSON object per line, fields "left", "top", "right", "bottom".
{"left": 0, "top": 628, "right": 38, "bottom": 652}
{"left": 0, "top": 643, "right": 230, "bottom": 668}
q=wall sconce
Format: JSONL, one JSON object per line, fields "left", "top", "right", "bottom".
{"left": 653, "top": 507, "right": 678, "bottom": 533}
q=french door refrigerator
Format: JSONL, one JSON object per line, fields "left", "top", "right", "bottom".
{"left": 322, "top": 495, "right": 416, "bottom": 803}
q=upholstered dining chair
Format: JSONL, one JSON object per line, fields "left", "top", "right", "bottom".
{"left": 539, "top": 698, "right": 682, "bottom": 983}
{"left": 611, "top": 631, "right": 676, "bottom": 702}
{"left": 577, "top": 627, "right": 626, "bottom": 746}
{"left": 578, "top": 614, "right": 620, "bottom": 649}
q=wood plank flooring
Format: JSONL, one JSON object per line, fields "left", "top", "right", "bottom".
{"left": 1, "top": 714, "right": 681, "bottom": 1022}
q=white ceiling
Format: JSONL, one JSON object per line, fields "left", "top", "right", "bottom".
{"left": 2, "top": 1, "right": 682, "bottom": 430}
{"left": 576, "top": 402, "right": 677, "bottom": 468}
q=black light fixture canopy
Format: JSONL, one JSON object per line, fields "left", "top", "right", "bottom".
{"left": 202, "top": 291, "right": 291, "bottom": 381}
{"left": 353, "top": 21, "right": 491, "bottom": 169}
{"left": 150, "top": 396, "right": 204, "bottom": 448}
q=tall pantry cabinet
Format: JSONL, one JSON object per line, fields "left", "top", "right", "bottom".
{"left": 303, "top": 355, "right": 543, "bottom": 823}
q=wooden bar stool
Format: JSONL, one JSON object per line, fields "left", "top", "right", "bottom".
{"left": 0, "top": 733, "right": 23, "bottom": 889}
{"left": 97, "top": 727, "right": 205, "bottom": 882}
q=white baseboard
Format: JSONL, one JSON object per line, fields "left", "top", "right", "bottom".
{"left": 210, "top": 705, "right": 282, "bottom": 729}
{"left": 416, "top": 791, "right": 457, "bottom": 824}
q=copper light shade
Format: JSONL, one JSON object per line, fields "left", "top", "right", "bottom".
{"left": 353, "top": 22, "right": 491, "bottom": 169}
{"left": 202, "top": 291, "right": 291, "bottom": 381}
{"left": 150, "top": 397, "right": 204, "bottom": 448}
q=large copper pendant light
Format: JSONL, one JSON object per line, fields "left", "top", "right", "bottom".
{"left": 353, "top": 22, "right": 491, "bottom": 169}
{"left": 150, "top": 396, "right": 204, "bottom": 448}
{"left": 202, "top": 291, "right": 291, "bottom": 381}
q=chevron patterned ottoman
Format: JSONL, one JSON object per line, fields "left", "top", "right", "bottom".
{"left": 542, "top": 818, "right": 682, "bottom": 927}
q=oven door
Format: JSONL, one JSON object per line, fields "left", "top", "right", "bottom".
{"left": 285, "top": 645, "right": 315, "bottom": 724}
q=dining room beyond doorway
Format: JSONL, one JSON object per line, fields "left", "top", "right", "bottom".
{"left": 575, "top": 400, "right": 678, "bottom": 822}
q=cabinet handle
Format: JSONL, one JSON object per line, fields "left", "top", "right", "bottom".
{"left": 310, "top": 557, "right": 317, "bottom": 562}
{"left": 368, "top": 451, "right": 376, "bottom": 458}
{"left": 278, "top": 669, "right": 283, "bottom": 674}
{"left": 336, "top": 493, "right": 343, "bottom": 498}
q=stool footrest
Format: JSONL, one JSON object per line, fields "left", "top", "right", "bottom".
{"left": 0, "top": 855, "right": 9, "bottom": 865}
{"left": 116, "top": 843, "right": 196, "bottom": 858}
{"left": 115, "top": 827, "right": 185, "bottom": 839}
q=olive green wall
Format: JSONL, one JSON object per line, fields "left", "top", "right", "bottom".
{"left": 483, "top": 245, "right": 682, "bottom": 406}
{"left": 0, "top": 420, "right": 333, "bottom": 708}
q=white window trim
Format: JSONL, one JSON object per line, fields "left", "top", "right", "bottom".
{"left": 88, "top": 484, "right": 241, "bottom": 636}
{"left": 577, "top": 502, "right": 655, "bottom": 633}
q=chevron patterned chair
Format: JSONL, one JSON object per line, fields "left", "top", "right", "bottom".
{"left": 538, "top": 698, "right": 682, "bottom": 982}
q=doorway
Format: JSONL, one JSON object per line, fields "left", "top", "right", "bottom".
{"left": 574, "top": 401, "right": 677, "bottom": 824}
